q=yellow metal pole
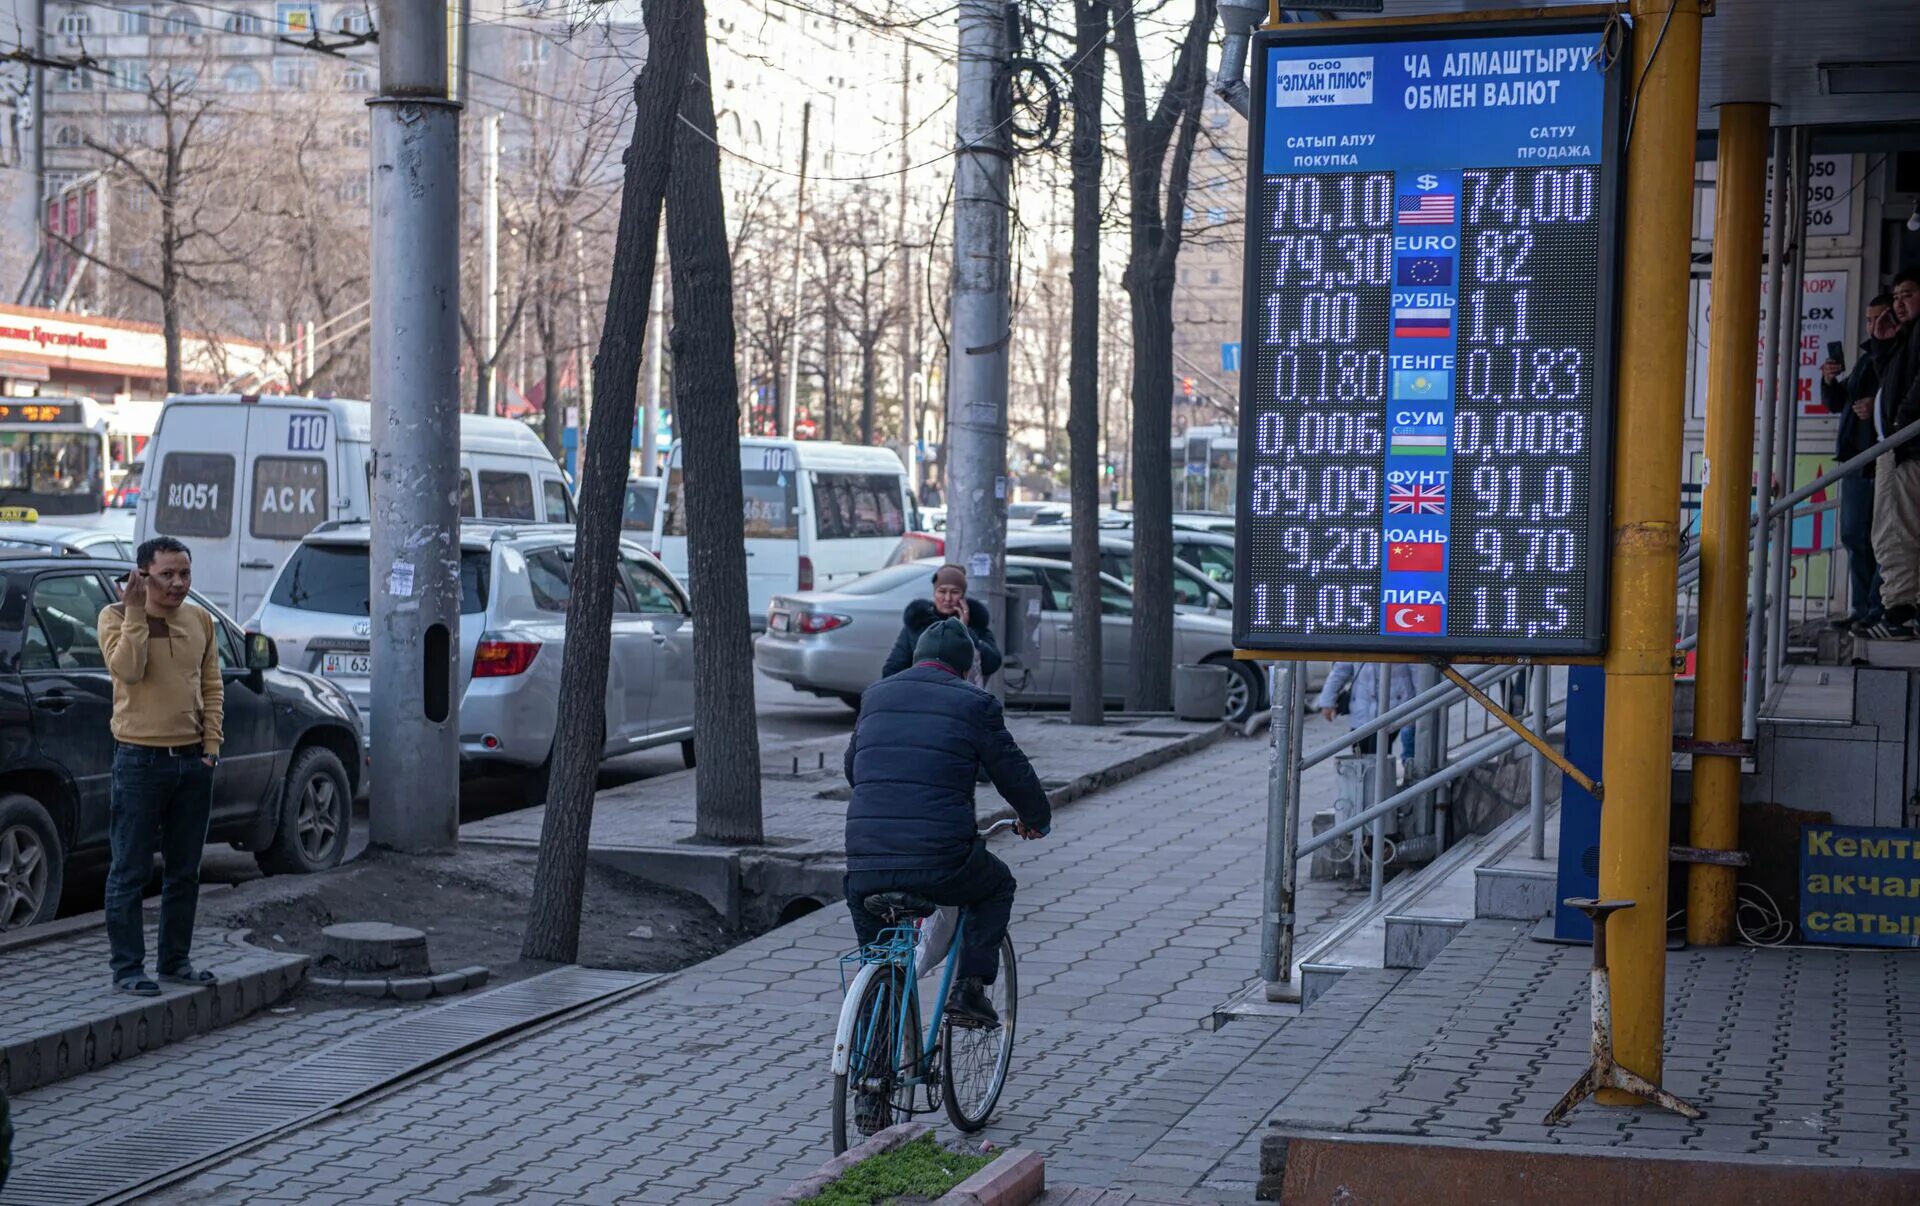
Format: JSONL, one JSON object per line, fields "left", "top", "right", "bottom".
{"left": 1596, "top": 0, "right": 1703, "bottom": 1104}
{"left": 1688, "top": 103, "right": 1771, "bottom": 946}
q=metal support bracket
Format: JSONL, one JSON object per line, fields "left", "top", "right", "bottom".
{"left": 1670, "top": 844, "right": 1750, "bottom": 868}
{"left": 1433, "top": 661, "right": 1601, "bottom": 800}
{"left": 1546, "top": 899, "right": 1704, "bottom": 1126}
{"left": 1672, "top": 737, "right": 1753, "bottom": 759}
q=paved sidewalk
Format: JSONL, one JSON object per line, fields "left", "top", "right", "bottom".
{"left": 0, "top": 925, "right": 308, "bottom": 1095}
{"left": 462, "top": 714, "right": 1224, "bottom": 858}
{"left": 117, "top": 727, "right": 1363, "bottom": 1204}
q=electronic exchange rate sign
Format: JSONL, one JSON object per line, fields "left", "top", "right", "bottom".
{"left": 1233, "top": 19, "right": 1622, "bottom": 657}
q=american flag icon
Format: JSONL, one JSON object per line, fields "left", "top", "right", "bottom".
{"left": 1397, "top": 193, "right": 1457, "bottom": 225}
{"left": 1388, "top": 481, "right": 1448, "bottom": 515}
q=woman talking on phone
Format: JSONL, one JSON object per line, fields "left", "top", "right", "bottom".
{"left": 879, "top": 564, "right": 1001, "bottom": 686}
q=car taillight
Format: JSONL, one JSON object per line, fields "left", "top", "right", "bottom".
{"left": 799, "top": 555, "right": 814, "bottom": 591}
{"left": 473, "top": 638, "right": 540, "bottom": 677}
{"left": 794, "top": 610, "right": 850, "bottom": 635}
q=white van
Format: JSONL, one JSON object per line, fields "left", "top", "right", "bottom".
{"left": 655, "top": 438, "right": 911, "bottom": 630}
{"left": 137, "top": 395, "right": 573, "bottom": 619}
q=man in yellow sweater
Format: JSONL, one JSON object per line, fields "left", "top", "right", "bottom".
{"left": 97, "top": 536, "right": 224, "bottom": 996}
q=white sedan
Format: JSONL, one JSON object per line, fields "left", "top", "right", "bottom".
{"left": 755, "top": 556, "right": 1283, "bottom": 722}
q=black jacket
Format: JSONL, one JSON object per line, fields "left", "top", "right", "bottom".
{"left": 843, "top": 664, "right": 1050, "bottom": 873}
{"left": 1873, "top": 324, "right": 1920, "bottom": 463}
{"left": 880, "top": 598, "right": 1002, "bottom": 680}
{"left": 1820, "top": 341, "right": 1882, "bottom": 465}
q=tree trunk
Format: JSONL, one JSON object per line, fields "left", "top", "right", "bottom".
{"left": 1067, "top": 0, "right": 1107, "bottom": 726}
{"left": 542, "top": 348, "right": 562, "bottom": 459}
{"left": 669, "top": 0, "right": 764, "bottom": 843}
{"left": 859, "top": 338, "right": 876, "bottom": 445}
{"left": 522, "top": 0, "right": 691, "bottom": 965}
{"left": 1115, "top": 0, "right": 1213, "bottom": 714}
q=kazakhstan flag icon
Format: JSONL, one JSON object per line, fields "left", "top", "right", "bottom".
{"left": 1392, "top": 369, "right": 1452, "bottom": 401}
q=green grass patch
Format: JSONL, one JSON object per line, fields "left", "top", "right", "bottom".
{"left": 799, "top": 1134, "right": 997, "bottom": 1205}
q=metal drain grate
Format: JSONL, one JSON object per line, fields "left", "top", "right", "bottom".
{"left": 2, "top": 966, "right": 654, "bottom": 1206}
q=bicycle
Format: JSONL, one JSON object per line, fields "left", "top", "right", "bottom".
{"left": 829, "top": 819, "right": 1020, "bottom": 1154}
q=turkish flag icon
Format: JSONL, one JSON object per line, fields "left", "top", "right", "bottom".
{"left": 1387, "top": 541, "right": 1444, "bottom": 572}
{"left": 1386, "top": 604, "right": 1443, "bottom": 634}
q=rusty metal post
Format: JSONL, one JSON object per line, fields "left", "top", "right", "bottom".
{"left": 1546, "top": 899, "right": 1703, "bottom": 1125}
{"left": 1688, "top": 102, "right": 1771, "bottom": 946}
{"left": 1596, "top": 0, "right": 1703, "bottom": 1104}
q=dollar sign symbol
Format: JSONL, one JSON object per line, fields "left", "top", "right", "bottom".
{"left": 1417, "top": 173, "right": 1439, "bottom": 191}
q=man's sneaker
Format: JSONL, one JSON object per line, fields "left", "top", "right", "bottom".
{"left": 1832, "top": 616, "right": 1860, "bottom": 631}
{"left": 1885, "top": 604, "right": 1917, "bottom": 628}
{"left": 948, "top": 978, "right": 1000, "bottom": 1029}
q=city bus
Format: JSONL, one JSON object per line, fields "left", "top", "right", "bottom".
{"left": 0, "top": 396, "right": 111, "bottom": 517}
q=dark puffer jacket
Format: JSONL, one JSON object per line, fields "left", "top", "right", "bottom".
{"left": 881, "top": 598, "right": 1002, "bottom": 680}
{"left": 843, "top": 664, "right": 1051, "bottom": 873}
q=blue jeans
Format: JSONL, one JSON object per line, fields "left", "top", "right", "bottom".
{"left": 846, "top": 842, "right": 1015, "bottom": 984}
{"left": 106, "top": 744, "right": 213, "bottom": 982}
{"left": 1841, "top": 472, "right": 1883, "bottom": 623}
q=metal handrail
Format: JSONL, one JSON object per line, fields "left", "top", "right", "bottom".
{"left": 1298, "top": 700, "right": 1567, "bottom": 860}
{"left": 1300, "top": 662, "right": 1518, "bottom": 769}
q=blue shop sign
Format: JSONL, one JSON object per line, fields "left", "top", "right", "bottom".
{"left": 1799, "top": 823, "right": 1920, "bottom": 948}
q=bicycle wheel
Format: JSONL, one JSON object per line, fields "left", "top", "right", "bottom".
{"left": 942, "top": 934, "right": 1017, "bottom": 1132}
{"left": 832, "top": 963, "right": 922, "bottom": 1154}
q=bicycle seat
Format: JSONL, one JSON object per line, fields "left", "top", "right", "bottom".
{"left": 861, "top": 891, "right": 940, "bottom": 923}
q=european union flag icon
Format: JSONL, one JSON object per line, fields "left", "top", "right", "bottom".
{"left": 1392, "top": 369, "right": 1452, "bottom": 401}
{"left": 1395, "top": 256, "right": 1454, "bottom": 287}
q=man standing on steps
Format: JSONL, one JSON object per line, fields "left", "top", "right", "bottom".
{"left": 98, "top": 537, "right": 224, "bottom": 997}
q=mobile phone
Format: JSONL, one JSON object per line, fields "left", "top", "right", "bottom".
{"left": 1828, "top": 340, "right": 1846, "bottom": 363}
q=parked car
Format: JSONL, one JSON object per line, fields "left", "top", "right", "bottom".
{"left": 0, "top": 550, "right": 362, "bottom": 930}
{"left": 0, "top": 513, "right": 137, "bottom": 560}
{"left": 1004, "top": 530, "right": 1234, "bottom": 614}
{"left": 623, "top": 475, "right": 662, "bottom": 539}
{"left": 249, "top": 520, "right": 696, "bottom": 784}
{"left": 138, "top": 394, "right": 575, "bottom": 621}
{"left": 655, "top": 437, "right": 911, "bottom": 631}
{"left": 755, "top": 556, "right": 1293, "bottom": 723}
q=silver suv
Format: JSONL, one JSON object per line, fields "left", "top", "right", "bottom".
{"left": 248, "top": 520, "right": 697, "bottom": 783}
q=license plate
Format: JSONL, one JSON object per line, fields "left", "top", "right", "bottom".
{"left": 321, "top": 652, "right": 371, "bottom": 677}
{"left": 770, "top": 612, "right": 790, "bottom": 632}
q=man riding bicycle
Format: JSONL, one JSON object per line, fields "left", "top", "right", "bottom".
{"left": 844, "top": 618, "right": 1050, "bottom": 1027}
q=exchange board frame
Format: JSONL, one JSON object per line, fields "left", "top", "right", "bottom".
{"left": 1232, "top": 15, "right": 1626, "bottom": 659}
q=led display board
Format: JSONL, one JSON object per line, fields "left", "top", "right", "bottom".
{"left": 1234, "top": 18, "right": 1622, "bottom": 657}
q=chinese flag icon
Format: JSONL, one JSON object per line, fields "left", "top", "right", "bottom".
{"left": 1388, "top": 541, "right": 1444, "bottom": 572}
{"left": 1386, "top": 603, "right": 1443, "bottom": 634}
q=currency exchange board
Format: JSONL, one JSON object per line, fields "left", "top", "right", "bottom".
{"left": 1233, "top": 18, "right": 1622, "bottom": 657}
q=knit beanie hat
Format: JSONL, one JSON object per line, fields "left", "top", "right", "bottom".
{"left": 914, "top": 616, "right": 976, "bottom": 677}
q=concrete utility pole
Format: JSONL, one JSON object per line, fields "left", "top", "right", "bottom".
{"left": 574, "top": 229, "right": 593, "bottom": 450}
{"left": 369, "top": 0, "right": 462, "bottom": 853}
{"left": 641, "top": 241, "right": 664, "bottom": 475}
{"left": 946, "top": 0, "right": 1012, "bottom": 672}
{"left": 781, "top": 101, "right": 812, "bottom": 438}
{"left": 897, "top": 46, "right": 917, "bottom": 499}
{"left": 481, "top": 111, "right": 501, "bottom": 416}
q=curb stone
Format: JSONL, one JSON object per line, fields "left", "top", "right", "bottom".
{"left": 937, "top": 1148, "right": 1045, "bottom": 1206}
{"left": 306, "top": 965, "right": 491, "bottom": 1002}
{"left": 763, "top": 1121, "right": 931, "bottom": 1205}
{"left": 0, "top": 929, "right": 307, "bottom": 1096}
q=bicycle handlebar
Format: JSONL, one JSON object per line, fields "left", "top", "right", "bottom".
{"left": 978, "top": 818, "right": 1017, "bottom": 838}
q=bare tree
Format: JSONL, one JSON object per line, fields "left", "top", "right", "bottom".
{"left": 50, "top": 59, "right": 260, "bottom": 391}
{"left": 1067, "top": 0, "right": 1108, "bottom": 725}
{"left": 668, "top": 0, "right": 763, "bottom": 843}
{"left": 523, "top": 0, "right": 692, "bottom": 965}
{"left": 1112, "top": 0, "right": 1215, "bottom": 712}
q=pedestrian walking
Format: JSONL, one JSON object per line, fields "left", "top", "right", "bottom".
{"left": 1316, "top": 661, "right": 1416, "bottom": 764}
{"left": 880, "top": 563, "right": 1002, "bottom": 685}
{"left": 1821, "top": 293, "right": 1893, "bottom": 633}
{"left": 1868, "top": 268, "right": 1920, "bottom": 637}
{"left": 98, "top": 537, "right": 224, "bottom": 996}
